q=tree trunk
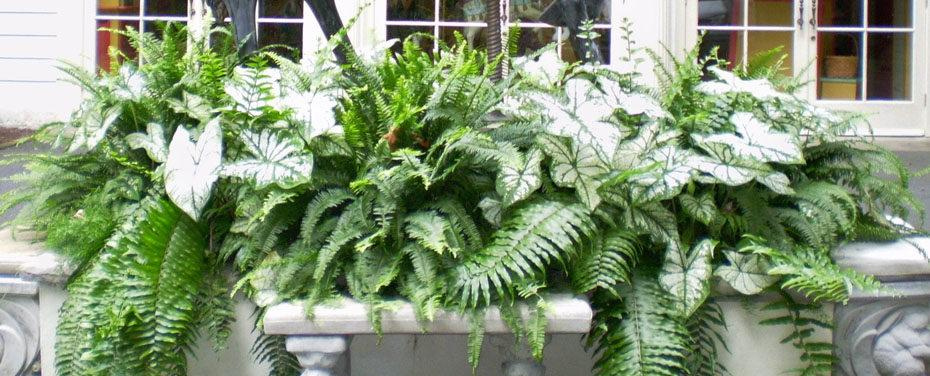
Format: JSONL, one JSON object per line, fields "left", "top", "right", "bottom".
{"left": 304, "top": 0, "right": 352, "bottom": 63}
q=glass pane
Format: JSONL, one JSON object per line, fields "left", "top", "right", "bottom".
{"left": 869, "top": 0, "right": 911, "bottom": 28}
{"left": 439, "top": 27, "right": 487, "bottom": 50}
{"left": 513, "top": 26, "right": 558, "bottom": 57}
{"left": 748, "top": 0, "right": 793, "bottom": 26}
{"left": 144, "top": 0, "right": 186, "bottom": 17}
{"left": 97, "top": 20, "right": 139, "bottom": 73}
{"left": 512, "top": 0, "right": 610, "bottom": 24}
{"left": 700, "top": 30, "right": 745, "bottom": 68}
{"left": 98, "top": 0, "right": 140, "bottom": 16}
{"left": 560, "top": 28, "right": 610, "bottom": 63}
{"left": 387, "top": 0, "right": 434, "bottom": 21}
{"left": 819, "top": 0, "right": 863, "bottom": 27}
{"left": 258, "top": 23, "right": 303, "bottom": 59}
{"left": 698, "top": 0, "right": 743, "bottom": 26}
{"left": 143, "top": 21, "right": 187, "bottom": 40}
{"left": 387, "top": 26, "right": 435, "bottom": 53}
{"left": 213, "top": 1, "right": 230, "bottom": 21}
{"left": 747, "top": 31, "right": 794, "bottom": 76}
{"left": 441, "top": 0, "right": 472, "bottom": 21}
{"left": 866, "top": 32, "right": 911, "bottom": 100}
{"left": 817, "top": 32, "right": 862, "bottom": 100}
{"left": 260, "top": 0, "right": 303, "bottom": 19}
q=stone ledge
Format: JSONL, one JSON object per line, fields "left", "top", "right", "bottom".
{"left": 0, "top": 229, "right": 69, "bottom": 283}
{"left": 263, "top": 294, "right": 592, "bottom": 336}
{"left": 833, "top": 237, "right": 930, "bottom": 278}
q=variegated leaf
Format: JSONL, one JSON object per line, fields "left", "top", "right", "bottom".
{"left": 715, "top": 250, "right": 778, "bottom": 295}
{"left": 126, "top": 122, "right": 169, "bottom": 163}
{"left": 496, "top": 149, "right": 543, "bottom": 208}
{"left": 478, "top": 196, "right": 503, "bottom": 227}
{"left": 539, "top": 135, "right": 608, "bottom": 210}
{"left": 69, "top": 106, "right": 122, "bottom": 153}
{"left": 660, "top": 239, "right": 716, "bottom": 317}
{"left": 165, "top": 119, "right": 223, "bottom": 220}
{"left": 220, "top": 130, "right": 313, "bottom": 189}
{"left": 629, "top": 146, "right": 698, "bottom": 203}
{"left": 693, "top": 112, "right": 803, "bottom": 164}
{"left": 678, "top": 193, "right": 717, "bottom": 225}
{"left": 696, "top": 143, "right": 793, "bottom": 194}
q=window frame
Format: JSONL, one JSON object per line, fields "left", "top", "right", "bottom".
{"left": 93, "top": 0, "right": 191, "bottom": 70}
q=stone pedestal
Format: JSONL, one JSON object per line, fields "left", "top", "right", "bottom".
{"left": 488, "top": 335, "right": 549, "bottom": 376}
{"left": 286, "top": 336, "right": 351, "bottom": 376}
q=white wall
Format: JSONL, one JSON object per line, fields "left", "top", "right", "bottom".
{"left": 0, "top": 0, "right": 85, "bottom": 128}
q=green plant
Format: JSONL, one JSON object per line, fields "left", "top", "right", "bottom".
{"left": 2, "top": 21, "right": 923, "bottom": 376}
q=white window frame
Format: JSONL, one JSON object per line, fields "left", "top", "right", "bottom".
{"left": 91, "top": 0, "right": 191, "bottom": 69}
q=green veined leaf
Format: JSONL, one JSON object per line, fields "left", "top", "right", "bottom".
{"left": 715, "top": 250, "right": 779, "bottom": 295}
{"left": 678, "top": 192, "right": 717, "bottom": 225}
{"left": 168, "top": 91, "right": 214, "bottom": 123}
{"left": 69, "top": 105, "right": 122, "bottom": 153}
{"left": 479, "top": 196, "right": 503, "bottom": 226}
{"left": 696, "top": 143, "right": 793, "bottom": 194}
{"left": 613, "top": 121, "right": 679, "bottom": 169}
{"left": 660, "top": 239, "right": 716, "bottom": 317}
{"left": 538, "top": 135, "right": 608, "bottom": 210}
{"left": 220, "top": 129, "right": 314, "bottom": 189}
{"left": 126, "top": 122, "right": 169, "bottom": 163}
{"left": 630, "top": 146, "right": 699, "bottom": 203}
{"left": 165, "top": 118, "right": 223, "bottom": 220}
{"left": 693, "top": 112, "right": 803, "bottom": 164}
{"left": 496, "top": 149, "right": 543, "bottom": 208}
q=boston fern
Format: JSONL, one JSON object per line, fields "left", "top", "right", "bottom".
{"left": 1, "top": 21, "right": 924, "bottom": 376}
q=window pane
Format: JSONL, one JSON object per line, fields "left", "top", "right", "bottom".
{"left": 98, "top": 0, "right": 140, "bottom": 16}
{"left": 259, "top": 23, "right": 303, "bottom": 59}
{"left": 700, "top": 30, "right": 745, "bottom": 68}
{"left": 97, "top": 20, "right": 139, "bottom": 72}
{"left": 388, "top": 0, "right": 434, "bottom": 21}
{"left": 513, "top": 26, "right": 558, "bottom": 57}
{"left": 747, "top": 31, "right": 794, "bottom": 76}
{"left": 143, "top": 21, "right": 187, "bottom": 40}
{"left": 817, "top": 32, "right": 862, "bottom": 100}
{"left": 748, "top": 0, "right": 793, "bottom": 26}
{"left": 144, "top": 0, "right": 186, "bottom": 17}
{"left": 443, "top": 0, "right": 485, "bottom": 22}
{"left": 260, "top": 0, "right": 303, "bottom": 19}
{"left": 387, "top": 25, "right": 434, "bottom": 53}
{"left": 698, "top": 0, "right": 743, "bottom": 26}
{"left": 512, "top": 0, "right": 610, "bottom": 24}
{"left": 868, "top": 0, "right": 911, "bottom": 28}
{"left": 561, "top": 28, "right": 610, "bottom": 63}
{"left": 212, "top": 1, "right": 230, "bottom": 21}
{"left": 866, "top": 32, "right": 911, "bottom": 100}
{"left": 439, "top": 27, "right": 487, "bottom": 50}
{"left": 819, "top": 0, "right": 863, "bottom": 27}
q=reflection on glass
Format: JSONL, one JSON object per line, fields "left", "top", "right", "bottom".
{"left": 818, "top": 0, "right": 863, "bottom": 26}
{"left": 98, "top": 0, "right": 140, "bottom": 16}
{"left": 699, "top": 0, "right": 741, "bottom": 26}
{"left": 747, "top": 31, "right": 794, "bottom": 76}
{"left": 817, "top": 32, "right": 862, "bottom": 100}
{"left": 560, "top": 28, "right": 610, "bottom": 63}
{"left": 144, "top": 0, "right": 186, "bottom": 16}
{"left": 259, "top": 23, "right": 303, "bottom": 59}
{"left": 213, "top": 1, "right": 230, "bottom": 21}
{"left": 748, "top": 0, "right": 793, "bottom": 26}
{"left": 513, "top": 27, "right": 558, "bottom": 57}
{"left": 260, "top": 0, "right": 303, "bottom": 18}
{"left": 511, "top": 0, "right": 610, "bottom": 24}
{"left": 387, "top": 0, "right": 434, "bottom": 21}
{"left": 97, "top": 20, "right": 139, "bottom": 72}
{"left": 442, "top": 0, "right": 478, "bottom": 21}
{"left": 387, "top": 26, "right": 434, "bottom": 54}
{"left": 700, "top": 30, "right": 744, "bottom": 68}
{"left": 440, "top": 27, "right": 487, "bottom": 50}
{"left": 869, "top": 0, "right": 911, "bottom": 28}
{"left": 867, "top": 32, "right": 911, "bottom": 100}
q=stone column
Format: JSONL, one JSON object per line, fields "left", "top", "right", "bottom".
{"left": 285, "top": 336, "right": 351, "bottom": 376}
{"left": 489, "top": 334, "right": 548, "bottom": 376}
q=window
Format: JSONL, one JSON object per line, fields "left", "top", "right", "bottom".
{"left": 95, "top": 0, "right": 189, "bottom": 71}
{"left": 384, "top": 0, "right": 615, "bottom": 64}
{"left": 213, "top": 0, "right": 306, "bottom": 59}
{"left": 696, "top": 0, "right": 796, "bottom": 75}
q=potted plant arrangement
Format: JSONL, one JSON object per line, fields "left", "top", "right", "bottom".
{"left": 1, "top": 18, "right": 922, "bottom": 376}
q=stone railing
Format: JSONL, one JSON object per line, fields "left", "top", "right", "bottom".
{"left": 3, "top": 226, "right": 930, "bottom": 376}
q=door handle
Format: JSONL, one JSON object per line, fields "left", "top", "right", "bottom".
{"left": 809, "top": 0, "right": 817, "bottom": 29}
{"left": 797, "top": 0, "right": 806, "bottom": 30}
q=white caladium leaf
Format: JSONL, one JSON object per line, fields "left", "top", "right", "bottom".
{"left": 630, "top": 146, "right": 699, "bottom": 203}
{"left": 126, "top": 122, "right": 169, "bottom": 163}
{"left": 69, "top": 106, "right": 123, "bottom": 153}
{"left": 113, "top": 65, "right": 147, "bottom": 101}
{"left": 221, "top": 129, "right": 313, "bottom": 189}
{"left": 539, "top": 135, "right": 608, "bottom": 210}
{"left": 165, "top": 119, "right": 223, "bottom": 220}
{"left": 279, "top": 89, "right": 342, "bottom": 139}
{"left": 660, "top": 239, "right": 716, "bottom": 317}
{"left": 598, "top": 77, "right": 668, "bottom": 119}
{"left": 534, "top": 79, "right": 623, "bottom": 164}
{"left": 693, "top": 112, "right": 803, "bottom": 164}
{"left": 696, "top": 143, "right": 793, "bottom": 194}
{"left": 514, "top": 48, "right": 564, "bottom": 85}
{"left": 478, "top": 196, "right": 502, "bottom": 227}
{"left": 678, "top": 192, "right": 717, "bottom": 225}
{"left": 496, "top": 149, "right": 543, "bottom": 208}
{"left": 613, "top": 122, "right": 680, "bottom": 169}
{"left": 168, "top": 92, "right": 214, "bottom": 122}
{"left": 697, "top": 67, "right": 791, "bottom": 101}
{"left": 716, "top": 250, "right": 779, "bottom": 295}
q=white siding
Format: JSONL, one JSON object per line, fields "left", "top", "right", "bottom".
{"left": 0, "top": 0, "right": 86, "bottom": 128}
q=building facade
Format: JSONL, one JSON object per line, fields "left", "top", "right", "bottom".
{"left": 0, "top": 0, "right": 925, "bottom": 136}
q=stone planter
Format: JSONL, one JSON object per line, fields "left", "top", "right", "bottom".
{"left": 4, "top": 226, "right": 930, "bottom": 376}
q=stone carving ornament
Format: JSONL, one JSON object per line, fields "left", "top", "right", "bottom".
{"left": 835, "top": 300, "right": 930, "bottom": 376}
{"left": 0, "top": 297, "right": 39, "bottom": 376}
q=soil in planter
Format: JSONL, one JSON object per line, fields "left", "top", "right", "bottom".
{"left": 0, "top": 128, "right": 33, "bottom": 149}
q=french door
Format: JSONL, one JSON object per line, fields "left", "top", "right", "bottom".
{"left": 688, "top": 0, "right": 927, "bottom": 135}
